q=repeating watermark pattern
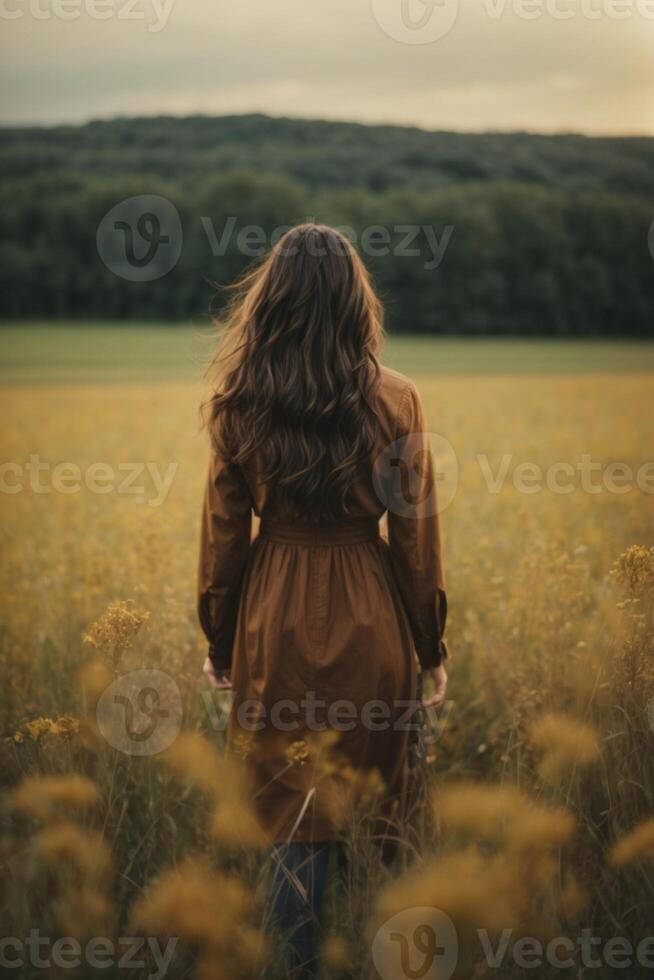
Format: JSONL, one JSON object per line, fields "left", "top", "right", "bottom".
{"left": 4, "top": 447, "right": 651, "bottom": 510}
{"left": 96, "top": 669, "right": 183, "bottom": 755}
{"left": 372, "top": 907, "right": 459, "bottom": 979}
{"left": 91, "top": 665, "right": 453, "bottom": 755}
{"left": 0, "top": 932, "right": 177, "bottom": 978}
{"left": 373, "top": 432, "right": 459, "bottom": 518}
{"left": 202, "top": 217, "right": 454, "bottom": 270}
{"left": 371, "top": 0, "right": 654, "bottom": 44}
{"left": 0, "top": 0, "right": 176, "bottom": 32}
{"left": 0, "top": 456, "right": 177, "bottom": 507}
{"left": 477, "top": 452, "right": 654, "bottom": 496}
{"left": 373, "top": 435, "right": 654, "bottom": 515}
{"left": 90, "top": 623, "right": 652, "bottom": 759}
{"left": 373, "top": 909, "right": 654, "bottom": 975}
{"left": 95, "top": 196, "right": 455, "bottom": 282}
{"left": 486, "top": 0, "right": 654, "bottom": 21}
{"left": 206, "top": 691, "right": 453, "bottom": 740}
{"left": 371, "top": 0, "right": 460, "bottom": 44}
{"left": 97, "top": 195, "right": 183, "bottom": 281}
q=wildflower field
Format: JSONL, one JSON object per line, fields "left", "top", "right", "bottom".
{"left": 1, "top": 327, "right": 654, "bottom": 979}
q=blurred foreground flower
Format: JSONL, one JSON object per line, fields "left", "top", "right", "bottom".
{"left": 11, "top": 774, "right": 100, "bottom": 821}
{"left": 528, "top": 713, "right": 600, "bottom": 784}
{"left": 438, "top": 781, "right": 576, "bottom": 854}
{"left": 10, "top": 775, "right": 113, "bottom": 940}
{"left": 374, "top": 780, "right": 581, "bottom": 957}
{"left": 321, "top": 933, "right": 350, "bottom": 971}
{"left": 78, "top": 659, "right": 113, "bottom": 705}
{"left": 132, "top": 857, "right": 266, "bottom": 980}
{"left": 34, "top": 821, "right": 111, "bottom": 879}
{"left": 164, "top": 731, "right": 266, "bottom": 850}
{"left": 609, "top": 818, "right": 654, "bottom": 867}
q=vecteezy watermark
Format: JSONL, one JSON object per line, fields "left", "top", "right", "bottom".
{"left": 373, "top": 910, "right": 654, "bottom": 977}
{"left": 373, "top": 435, "right": 654, "bottom": 514}
{"left": 483, "top": 0, "right": 654, "bottom": 22}
{"left": 202, "top": 217, "right": 454, "bottom": 272}
{"left": 372, "top": 907, "right": 459, "bottom": 980}
{"left": 96, "top": 669, "right": 183, "bottom": 755}
{"left": 0, "top": 0, "right": 176, "bottom": 32}
{"left": 373, "top": 432, "right": 459, "bottom": 518}
{"left": 97, "top": 195, "right": 183, "bottom": 282}
{"left": 477, "top": 453, "right": 654, "bottom": 496}
{"left": 370, "top": 0, "right": 654, "bottom": 45}
{"left": 96, "top": 196, "right": 455, "bottom": 282}
{"left": 371, "top": 0, "right": 460, "bottom": 44}
{"left": 0, "top": 932, "right": 177, "bottom": 978}
{"left": 93, "top": 666, "right": 453, "bottom": 755}
{"left": 0, "top": 456, "right": 177, "bottom": 507}
{"left": 203, "top": 690, "right": 453, "bottom": 740}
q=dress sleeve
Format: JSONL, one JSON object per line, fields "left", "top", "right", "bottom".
{"left": 197, "top": 446, "right": 253, "bottom": 672}
{"left": 387, "top": 380, "right": 449, "bottom": 670}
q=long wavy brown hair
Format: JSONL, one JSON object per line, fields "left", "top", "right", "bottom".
{"left": 203, "top": 223, "right": 384, "bottom": 521}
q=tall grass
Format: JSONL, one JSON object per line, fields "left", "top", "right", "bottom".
{"left": 1, "top": 373, "right": 653, "bottom": 978}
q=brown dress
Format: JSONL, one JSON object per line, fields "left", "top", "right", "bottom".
{"left": 198, "top": 366, "right": 448, "bottom": 843}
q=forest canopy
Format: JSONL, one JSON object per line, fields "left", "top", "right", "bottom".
{"left": 1, "top": 114, "right": 652, "bottom": 335}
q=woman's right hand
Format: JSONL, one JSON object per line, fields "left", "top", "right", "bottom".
{"left": 203, "top": 656, "right": 232, "bottom": 690}
{"left": 422, "top": 663, "right": 448, "bottom": 708}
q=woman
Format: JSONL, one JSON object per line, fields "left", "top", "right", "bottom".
{"left": 198, "top": 223, "right": 448, "bottom": 977}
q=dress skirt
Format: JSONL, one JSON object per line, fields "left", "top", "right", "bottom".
{"left": 227, "top": 518, "right": 419, "bottom": 843}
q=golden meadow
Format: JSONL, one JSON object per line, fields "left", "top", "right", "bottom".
{"left": 1, "top": 349, "right": 654, "bottom": 978}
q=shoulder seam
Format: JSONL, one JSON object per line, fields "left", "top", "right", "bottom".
{"left": 395, "top": 378, "right": 414, "bottom": 441}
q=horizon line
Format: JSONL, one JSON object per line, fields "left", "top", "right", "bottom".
{"left": 1, "top": 109, "right": 652, "bottom": 141}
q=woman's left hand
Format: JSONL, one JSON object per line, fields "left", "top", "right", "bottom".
{"left": 421, "top": 663, "right": 447, "bottom": 708}
{"left": 203, "top": 656, "right": 232, "bottom": 690}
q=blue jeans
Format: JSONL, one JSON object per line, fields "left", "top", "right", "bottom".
{"left": 267, "top": 842, "right": 334, "bottom": 978}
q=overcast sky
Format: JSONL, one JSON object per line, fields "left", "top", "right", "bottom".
{"left": 1, "top": 0, "right": 653, "bottom": 134}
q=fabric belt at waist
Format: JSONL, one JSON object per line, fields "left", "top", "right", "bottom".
{"left": 259, "top": 517, "right": 380, "bottom": 546}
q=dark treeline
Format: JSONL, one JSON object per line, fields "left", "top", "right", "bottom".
{"left": 1, "top": 114, "right": 653, "bottom": 335}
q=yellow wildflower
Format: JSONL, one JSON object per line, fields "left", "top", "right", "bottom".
{"left": 528, "top": 713, "right": 600, "bottom": 783}
{"left": 609, "top": 818, "right": 654, "bottom": 867}
{"left": 84, "top": 599, "right": 149, "bottom": 664}
{"left": 11, "top": 774, "right": 100, "bottom": 821}
{"left": 34, "top": 822, "right": 111, "bottom": 880}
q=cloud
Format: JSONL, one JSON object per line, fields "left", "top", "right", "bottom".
{"left": 0, "top": 0, "right": 652, "bottom": 133}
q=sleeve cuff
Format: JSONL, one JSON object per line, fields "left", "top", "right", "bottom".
{"left": 415, "top": 637, "right": 448, "bottom": 670}
{"left": 207, "top": 643, "right": 232, "bottom": 673}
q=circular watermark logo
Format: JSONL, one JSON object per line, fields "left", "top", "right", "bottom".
{"left": 372, "top": 907, "right": 458, "bottom": 980}
{"left": 96, "top": 669, "right": 183, "bottom": 755}
{"left": 96, "top": 194, "right": 182, "bottom": 282}
{"left": 371, "top": 0, "right": 459, "bottom": 44}
{"left": 373, "top": 431, "right": 458, "bottom": 517}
